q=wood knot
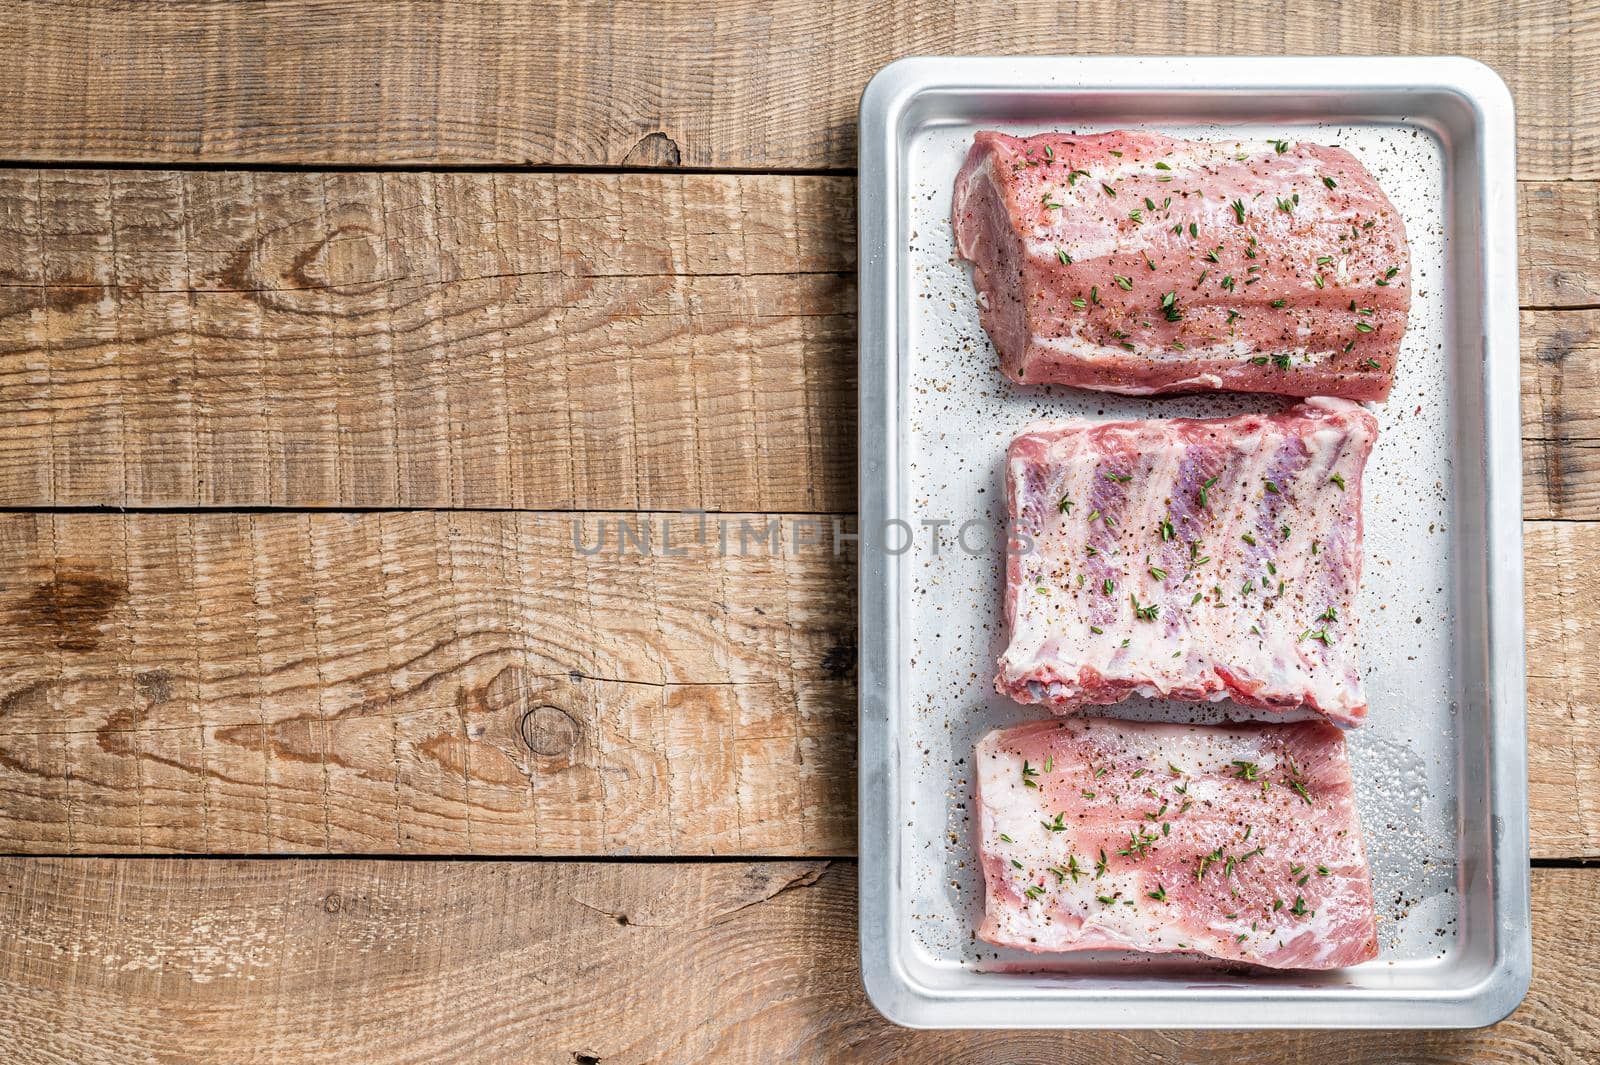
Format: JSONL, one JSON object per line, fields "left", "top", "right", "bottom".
{"left": 820, "top": 633, "right": 857, "bottom": 680}
{"left": 134, "top": 669, "right": 174, "bottom": 706}
{"left": 43, "top": 286, "right": 102, "bottom": 315}
{"left": 1534, "top": 329, "right": 1584, "bottom": 365}
{"left": 622, "top": 131, "right": 682, "bottom": 167}
{"left": 0, "top": 680, "right": 51, "bottom": 721}
{"left": 222, "top": 210, "right": 392, "bottom": 316}
{"left": 288, "top": 222, "right": 382, "bottom": 291}
{"left": 520, "top": 704, "right": 581, "bottom": 757}
{"left": 323, "top": 892, "right": 343, "bottom": 914}
{"left": 15, "top": 567, "right": 127, "bottom": 652}
{"left": 479, "top": 665, "right": 583, "bottom": 758}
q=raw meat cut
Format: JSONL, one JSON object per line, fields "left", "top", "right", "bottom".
{"left": 998, "top": 398, "right": 1375, "bottom": 725}
{"left": 976, "top": 716, "right": 1378, "bottom": 970}
{"left": 952, "top": 130, "right": 1410, "bottom": 400}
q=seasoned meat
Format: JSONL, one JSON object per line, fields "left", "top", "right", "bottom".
{"left": 976, "top": 716, "right": 1378, "bottom": 970}
{"left": 998, "top": 398, "right": 1376, "bottom": 725}
{"left": 952, "top": 130, "right": 1410, "bottom": 399}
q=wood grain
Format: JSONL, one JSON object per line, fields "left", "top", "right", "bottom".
{"left": 0, "top": 512, "right": 855, "bottom": 855}
{"left": 1523, "top": 310, "right": 1600, "bottom": 520}
{"left": 1525, "top": 522, "right": 1600, "bottom": 859}
{"left": 0, "top": 6, "right": 1591, "bottom": 1058}
{"left": 1520, "top": 181, "right": 1600, "bottom": 307}
{"left": 0, "top": 857, "right": 1591, "bottom": 1064}
{"left": 0, "top": 1, "right": 1596, "bottom": 179}
{"left": 0, "top": 510, "right": 1592, "bottom": 858}
{"left": 0, "top": 168, "right": 1596, "bottom": 514}
{"left": 0, "top": 169, "right": 854, "bottom": 511}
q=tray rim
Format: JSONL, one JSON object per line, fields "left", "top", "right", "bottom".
{"left": 855, "top": 54, "right": 1529, "bottom": 1030}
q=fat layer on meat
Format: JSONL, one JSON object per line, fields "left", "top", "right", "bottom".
{"left": 998, "top": 398, "right": 1376, "bottom": 725}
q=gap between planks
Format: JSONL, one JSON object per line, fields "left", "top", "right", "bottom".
{"left": 0, "top": 852, "right": 1582, "bottom": 866}
{"left": 0, "top": 0, "right": 1594, "bottom": 178}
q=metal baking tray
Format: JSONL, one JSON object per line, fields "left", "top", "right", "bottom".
{"left": 857, "top": 56, "right": 1528, "bottom": 1029}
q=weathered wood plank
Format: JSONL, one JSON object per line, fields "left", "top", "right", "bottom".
{"left": 0, "top": 858, "right": 1591, "bottom": 1064}
{"left": 0, "top": 169, "right": 1596, "bottom": 514}
{"left": 0, "top": 1, "right": 1596, "bottom": 179}
{"left": 0, "top": 169, "right": 856, "bottom": 511}
{"left": 0, "top": 512, "right": 856, "bottom": 855}
{"left": 1525, "top": 522, "right": 1600, "bottom": 860}
{"left": 1520, "top": 181, "right": 1600, "bottom": 307}
{"left": 0, "top": 511, "right": 1592, "bottom": 858}
{"left": 1523, "top": 310, "right": 1600, "bottom": 520}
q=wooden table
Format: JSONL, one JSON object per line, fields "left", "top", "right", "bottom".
{"left": 0, "top": 3, "right": 1595, "bottom": 1061}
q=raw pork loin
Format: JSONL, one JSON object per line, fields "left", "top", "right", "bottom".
{"left": 976, "top": 716, "right": 1378, "bottom": 970}
{"left": 998, "top": 398, "right": 1376, "bottom": 725}
{"left": 952, "top": 130, "right": 1410, "bottom": 399}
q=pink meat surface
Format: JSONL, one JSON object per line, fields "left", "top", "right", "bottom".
{"left": 976, "top": 716, "right": 1378, "bottom": 970}
{"left": 998, "top": 398, "right": 1375, "bottom": 725}
{"left": 952, "top": 130, "right": 1410, "bottom": 399}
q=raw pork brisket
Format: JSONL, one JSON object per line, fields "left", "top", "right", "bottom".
{"left": 976, "top": 717, "right": 1378, "bottom": 969}
{"left": 952, "top": 130, "right": 1410, "bottom": 399}
{"left": 998, "top": 399, "right": 1375, "bottom": 725}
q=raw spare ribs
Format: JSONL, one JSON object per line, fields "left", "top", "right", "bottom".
{"left": 952, "top": 130, "right": 1410, "bottom": 399}
{"left": 976, "top": 716, "right": 1378, "bottom": 970}
{"left": 998, "top": 398, "right": 1376, "bottom": 725}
